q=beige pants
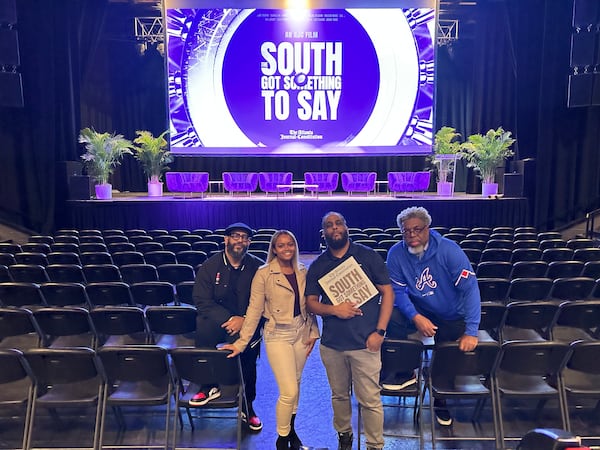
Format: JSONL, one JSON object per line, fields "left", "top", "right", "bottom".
{"left": 264, "top": 315, "right": 309, "bottom": 436}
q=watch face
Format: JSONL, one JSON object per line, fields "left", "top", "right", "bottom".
{"left": 376, "top": 329, "right": 386, "bottom": 336}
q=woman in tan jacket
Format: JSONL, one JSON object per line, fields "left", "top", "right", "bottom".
{"left": 220, "top": 230, "right": 319, "bottom": 450}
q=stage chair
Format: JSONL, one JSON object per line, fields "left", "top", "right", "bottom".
{"left": 90, "top": 306, "right": 149, "bottom": 347}
{"left": 387, "top": 171, "right": 430, "bottom": 196}
{"left": 145, "top": 305, "right": 197, "bottom": 348}
{"left": 551, "top": 300, "right": 600, "bottom": 342}
{"left": 258, "top": 171, "right": 293, "bottom": 195}
{"left": 428, "top": 341, "right": 501, "bottom": 449}
{"left": 0, "top": 282, "right": 47, "bottom": 309}
{"left": 40, "top": 282, "right": 90, "bottom": 308}
{"left": 340, "top": 172, "right": 376, "bottom": 195}
{"left": 0, "top": 348, "right": 35, "bottom": 450}
{"left": 24, "top": 347, "right": 104, "bottom": 450}
{"left": 0, "top": 307, "right": 43, "bottom": 350}
{"left": 561, "top": 340, "right": 600, "bottom": 436}
{"left": 494, "top": 341, "right": 570, "bottom": 448}
{"left": 222, "top": 172, "right": 258, "bottom": 196}
{"left": 165, "top": 171, "right": 209, "bottom": 198}
{"left": 358, "top": 339, "right": 424, "bottom": 449}
{"left": 97, "top": 346, "right": 173, "bottom": 450}
{"left": 303, "top": 171, "right": 339, "bottom": 195}
{"left": 170, "top": 347, "right": 245, "bottom": 450}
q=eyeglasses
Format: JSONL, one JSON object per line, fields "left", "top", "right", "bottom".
{"left": 228, "top": 232, "right": 250, "bottom": 242}
{"left": 401, "top": 226, "right": 427, "bottom": 237}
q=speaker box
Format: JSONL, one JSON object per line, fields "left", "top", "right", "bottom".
{"left": 503, "top": 173, "right": 523, "bottom": 197}
{"left": 68, "top": 175, "right": 93, "bottom": 200}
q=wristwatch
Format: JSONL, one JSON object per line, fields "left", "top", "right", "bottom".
{"left": 375, "top": 328, "right": 386, "bottom": 337}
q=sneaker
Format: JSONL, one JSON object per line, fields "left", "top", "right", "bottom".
{"left": 381, "top": 373, "right": 417, "bottom": 391}
{"left": 189, "top": 386, "right": 221, "bottom": 406}
{"left": 338, "top": 431, "right": 353, "bottom": 450}
{"left": 241, "top": 412, "right": 263, "bottom": 431}
{"left": 434, "top": 399, "right": 453, "bottom": 426}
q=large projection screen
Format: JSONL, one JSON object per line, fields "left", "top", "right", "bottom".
{"left": 165, "top": 0, "right": 437, "bottom": 156}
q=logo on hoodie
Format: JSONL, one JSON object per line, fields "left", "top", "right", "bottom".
{"left": 416, "top": 267, "right": 437, "bottom": 291}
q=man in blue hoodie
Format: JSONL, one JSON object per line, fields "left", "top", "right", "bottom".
{"left": 386, "top": 206, "right": 480, "bottom": 426}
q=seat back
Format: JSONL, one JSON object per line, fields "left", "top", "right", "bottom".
{"left": 341, "top": 172, "right": 376, "bottom": 193}
{"left": 222, "top": 172, "right": 259, "bottom": 193}
{"left": 165, "top": 172, "right": 209, "bottom": 193}
{"left": 387, "top": 171, "right": 431, "bottom": 192}
{"left": 258, "top": 172, "right": 293, "bottom": 193}
{"left": 303, "top": 172, "right": 339, "bottom": 192}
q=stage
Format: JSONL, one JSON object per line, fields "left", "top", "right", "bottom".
{"left": 67, "top": 191, "right": 529, "bottom": 251}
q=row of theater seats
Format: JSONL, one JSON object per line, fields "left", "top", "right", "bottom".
{"left": 389, "top": 338, "right": 600, "bottom": 448}
{"left": 0, "top": 345, "right": 243, "bottom": 450}
{"left": 166, "top": 171, "right": 431, "bottom": 196}
{"left": 479, "top": 276, "right": 600, "bottom": 303}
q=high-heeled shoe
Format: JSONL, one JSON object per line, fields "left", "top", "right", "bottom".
{"left": 276, "top": 434, "right": 290, "bottom": 450}
{"left": 289, "top": 414, "right": 303, "bottom": 450}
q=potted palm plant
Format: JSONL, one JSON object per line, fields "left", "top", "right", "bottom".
{"left": 79, "top": 127, "right": 134, "bottom": 200}
{"left": 133, "top": 130, "right": 173, "bottom": 197}
{"left": 432, "top": 126, "right": 462, "bottom": 196}
{"left": 460, "top": 127, "right": 516, "bottom": 197}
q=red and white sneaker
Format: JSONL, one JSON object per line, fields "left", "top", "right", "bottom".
{"left": 189, "top": 386, "right": 221, "bottom": 406}
{"left": 241, "top": 412, "right": 263, "bottom": 431}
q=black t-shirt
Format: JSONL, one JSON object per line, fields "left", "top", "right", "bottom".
{"left": 306, "top": 242, "right": 391, "bottom": 351}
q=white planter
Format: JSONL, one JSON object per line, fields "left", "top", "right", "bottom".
{"left": 95, "top": 183, "right": 112, "bottom": 200}
{"left": 482, "top": 182, "right": 498, "bottom": 197}
{"left": 147, "top": 181, "right": 163, "bottom": 197}
{"left": 436, "top": 181, "right": 453, "bottom": 196}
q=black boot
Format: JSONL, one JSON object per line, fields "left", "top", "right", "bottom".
{"left": 338, "top": 431, "right": 353, "bottom": 450}
{"left": 276, "top": 434, "right": 290, "bottom": 450}
{"left": 288, "top": 414, "right": 303, "bottom": 450}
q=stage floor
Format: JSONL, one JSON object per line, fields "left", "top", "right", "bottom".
{"left": 68, "top": 191, "right": 530, "bottom": 251}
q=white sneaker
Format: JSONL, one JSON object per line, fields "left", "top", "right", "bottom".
{"left": 382, "top": 374, "right": 417, "bottom": 391}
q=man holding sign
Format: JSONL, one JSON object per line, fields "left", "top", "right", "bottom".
{"left": 306, "top": 211, "right": 393, "bottom": 450}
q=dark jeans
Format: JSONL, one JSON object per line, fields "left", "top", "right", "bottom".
{"left": 195, "top": 315, "right": 260, "bottom": 405}
{"left": 387, "top": 308, "right": 465, "bottom": 345}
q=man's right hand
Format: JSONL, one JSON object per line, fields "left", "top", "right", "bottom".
{"left": 334, "top": 301, "right": 364, "bottom": 319}
{"left": 413, "top": 313, "right": 438, "bottom": 337}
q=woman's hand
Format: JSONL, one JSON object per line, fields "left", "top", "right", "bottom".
{"left": 218, "top": 343, "right": 241, "bottom": 358}
{"left": 303, "top": 337, "right": 318, "bottom": 357}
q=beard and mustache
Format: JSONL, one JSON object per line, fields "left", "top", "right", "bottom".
{"left": 324, "top": 228, "right": 349, "bottom": 250}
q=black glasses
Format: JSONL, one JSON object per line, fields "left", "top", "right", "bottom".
{"left": 229, "top": 232, "right": 250, "bottom": 242}
{"left": 401, "top": 226, "right": 427, "bottom": 237}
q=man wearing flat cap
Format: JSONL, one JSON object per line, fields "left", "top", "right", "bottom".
{"left": 192, "top": 222, "right": 265, "bottom": 431}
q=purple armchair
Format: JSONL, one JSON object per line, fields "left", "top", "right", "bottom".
{"left": 222, "top": 172, "right": 259, "bottom": 195}
{"left": 304, "top": 172, "right": 339, "bottom": 195}
{"left": 165, "top": 172, "right": 209, "bottom": 198}
{"left": 258, "top": 172, "right": 293, "bottom": 194}
{"left": 387, "top": 171, "right": 431, "bottom": 195}
{"left": 341, "top": 172, "right": 377, "bottom": 195}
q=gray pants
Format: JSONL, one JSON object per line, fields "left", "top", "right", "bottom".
{"left": 320, "top": 344, "right": 384, "bottom": 449}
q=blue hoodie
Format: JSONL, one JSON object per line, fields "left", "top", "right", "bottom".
{"left": 387, "top": 229, "right": 480, "bottom": 336}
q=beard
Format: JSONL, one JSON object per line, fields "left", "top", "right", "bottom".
{"left": 407, "top": 244, "right": 425, "bottom": 257}
{"left": 325, "top": 229, "right": 349, "bottom": 250}
{"left": 226, "top": 241, "right": 248, "bottom": 260}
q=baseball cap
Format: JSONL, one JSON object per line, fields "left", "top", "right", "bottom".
{"left": 224, "top": 222, "right": 253, "bottom": 237}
